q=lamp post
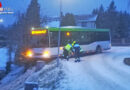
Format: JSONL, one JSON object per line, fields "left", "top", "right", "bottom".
{"left": 57, "top": 0, "right": 62, "bottom": 66}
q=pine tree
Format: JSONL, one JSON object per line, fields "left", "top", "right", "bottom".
{"left": 24, "top": 0, "right": 41, "bottom": 46}
{"left": 96, "top": 5, "right": 105, "bottom": 28}
{"left": 116, "top": 13, "right": 125, "bottom": 38}
{"left": 106, "top": 1, "right": 118, "bottom": 39}
{"left": 92, "top": 8, "right": 98, "bottom": 15}
{"left": 107, "top": 1, "right": 116, "bottom": 13}
{"left": 61, "top": 13, "right": 76, "bottom": 26}
{"left": 25, "top": 0, "right": 41, "bottom": 28}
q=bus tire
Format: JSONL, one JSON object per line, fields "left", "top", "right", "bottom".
{"left": 96, "top": 46, "right": 102, "bottom": 53}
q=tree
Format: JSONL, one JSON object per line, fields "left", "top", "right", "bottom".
{"left": 107, "top": 1, "right": 116, "bottom": 13}
{"left": 116, "top": 13, "right": 126, "bottom": 38}
{"left": 25, "top": 0, "right": 41, "bottom": 28}
{"left": 92, "top": 8, "right": 98, "bottom": 15}
{"left": 23, "top": 0, "right": 41, "bottom": 46}
{"left": 96, "top": 5, "right": 106, "bottom": 28}
{"left": 8, "top": 0, "right": 41, "bottom": 64}
{"left": 105, "top": 1, "right": 118, "bottom": 38}
{"left": 61, "top": 13, "right": 76, "bottom": 26}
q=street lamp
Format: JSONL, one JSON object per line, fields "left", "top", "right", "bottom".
{"left": 31, "top": 27, "right": 35, "bottom": 30}
{"left": 57, "top": 0, "right": 62, "bottom": 66}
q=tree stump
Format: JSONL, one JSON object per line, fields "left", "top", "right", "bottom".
{"left": 124, "top": 58, "right": 130, "bottom": 65}
{"left": 25, "top": 82, "right": 38, "bottom": 90}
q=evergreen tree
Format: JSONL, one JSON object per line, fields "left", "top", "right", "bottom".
{"left": 107, "top": 1, "right": 116, "bottom": 13}
{"left": 96, "top": 5, "right": 105, "bottom": 28}
{"left": 116, "top": 13, "right": 126, "bottom": 38}
{"left": 8, "top": 0, "right": 41, "bottom": 63}
{"left": 24, "top": 0, "right": 41, "bottom": 46}
{"left": 92, "top": 8, "right": 98, "bottom": 15}
{"left": 92, "top": 0, "right": 130, "bottom": 41}
{"left": 106, "top": 1, "right": 118, "bottom": 38}
{"left": 25, "top": 0, "right": 41, "bottom": 28}
{"left": 61, "top": 13, "right": 76, "bottom": 26}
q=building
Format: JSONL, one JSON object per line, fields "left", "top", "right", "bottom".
{"left": 44, "top": 14, "right": 98, "bottom": 28}
{"left": 75, "top": 15, "right": 97, "bottom": 28}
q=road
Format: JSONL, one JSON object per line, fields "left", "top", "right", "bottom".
{"left": 58, "top": 47, "right": 130, "bottom": 90}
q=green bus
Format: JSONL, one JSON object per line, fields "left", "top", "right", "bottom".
{"left": 21, "top": 26, "right": 111, "bottom": 60}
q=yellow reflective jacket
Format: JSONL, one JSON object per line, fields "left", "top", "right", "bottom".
{"left": 64, "top": 44, "right": 72, "bottom": 51}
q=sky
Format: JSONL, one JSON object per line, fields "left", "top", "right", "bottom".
{"left": 0, "top": 0, "right": 129, "bottom": 27}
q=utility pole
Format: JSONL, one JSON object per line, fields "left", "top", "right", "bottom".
{"left": 57, "top": 0, "right": 62, "bottom": 66}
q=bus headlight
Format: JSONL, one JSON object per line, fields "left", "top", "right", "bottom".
{"left": 43, "top": 51, "right": 50, "bottom": 58}
{"left": 26, "top": 50, "right": 33, "bottom": 58}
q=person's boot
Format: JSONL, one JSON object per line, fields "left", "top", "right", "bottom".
{"left": 67, "top": 56, "right": 69, "bottom": 61}
{"left": 77, "top": 58, "right": 80, "bottom": 62}
{"left": 75, "top": 58, "right": 77, "bottom": 62}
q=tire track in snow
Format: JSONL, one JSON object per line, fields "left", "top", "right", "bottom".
{"left": 81, "top": 56, "right": 126, "bottom": 90}
{"left": 60, "top": 47, "right": 130, "bottom": 90}
{"left": 85, "top": 51, "right": 130, "bottom": 90}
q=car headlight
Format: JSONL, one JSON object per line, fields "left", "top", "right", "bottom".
{"left": 43, "top": 51, "right": 50, "bottom": 58}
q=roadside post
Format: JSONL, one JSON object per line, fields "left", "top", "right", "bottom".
{"left": 57, "top": 0, "right": 62, "bottom": 67}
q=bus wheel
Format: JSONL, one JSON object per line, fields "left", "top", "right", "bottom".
{"left": 96, "top": 46, "right": 102, "bottom": 53}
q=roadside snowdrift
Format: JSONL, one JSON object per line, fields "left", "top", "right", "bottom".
{"left": 26, "top": 61, "right": 64, "bottom": 90}
{"left": 57, "top": 47, "right": 130, "bottom": 90}
{"left": 0, "top": 67, "right": 35, "bottom": 90}
{"left": 0, "top": 48, "right": 8, "bottom": 69}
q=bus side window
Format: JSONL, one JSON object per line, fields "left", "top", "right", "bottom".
{"left": 50, "top": 32, "right": 58, "bottom": 47}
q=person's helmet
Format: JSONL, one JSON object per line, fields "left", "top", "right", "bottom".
{"left": 73, "top": 41, "right": 76, "bottom": 44}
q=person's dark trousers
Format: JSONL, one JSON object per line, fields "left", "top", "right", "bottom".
{"left": 63, "top": 49, "right": 69, "bottom": 61}
{"left": 74, "top": 48, "right": 80, "bottom": 62}
{"left": 75, "top": 53, "right": 80, "bottom": 62}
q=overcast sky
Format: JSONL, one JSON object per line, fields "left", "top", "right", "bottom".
{"left": 0, "top": 0, "right": 129, "bottom": 27}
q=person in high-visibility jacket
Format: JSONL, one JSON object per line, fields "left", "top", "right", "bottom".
{"left": 72, "top": 41, "right": 83, "bottom": 53}
{"left": 73, "top": 42, "right": 81, "bottom": 62}
{"left": 72, "top": 41, "right": 76, "bottom": 47}
{"left": 63, "top": 43, "right": 72, "bottom": 61}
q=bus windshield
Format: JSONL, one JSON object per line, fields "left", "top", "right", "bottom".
{"left": 30, "top": 29, "right": 49, "bottom": 48}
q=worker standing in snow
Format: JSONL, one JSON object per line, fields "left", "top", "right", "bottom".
{"left": 63, "top": 42, "right": 73, "bottom": 61}
{"left": 73, "top": 42, "right": 81, "bottom": 62}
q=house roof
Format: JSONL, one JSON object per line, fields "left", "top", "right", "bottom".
{"left": 75, "top": 15, "right": 98, "bottom": 22}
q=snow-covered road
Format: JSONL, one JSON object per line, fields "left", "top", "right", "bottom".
{"left": 58, "top": 47, "right": 130, "bottom": 90}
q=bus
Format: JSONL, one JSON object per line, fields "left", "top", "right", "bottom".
{"left": 20, "top": 26, "right": 111, "bottom": 61}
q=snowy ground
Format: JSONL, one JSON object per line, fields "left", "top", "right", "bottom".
{"left": 0, "top": 47, "right": 130, "bottom": 90}
{"left": 0, "top": 66, "right": 35, "bottom": 90}
{"left": 57, "top": 47, "right": 130, "bottom": 90}
{"left": 0, "top": 48, "right": 8, "bottom": 70}
{"left": 0, "top": 47, "right": 15, "bottom": 70}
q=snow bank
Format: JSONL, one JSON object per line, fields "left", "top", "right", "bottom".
{"left": 0, "top": 66, "right": 24, "bottom": 84}
{"left": 0, "top": 67, "right": 35, "bottom": 90}
{"left": 0, "top": 48, "right": 8, "bottom": 69}
{"left": 56, "top": 47, "right": 130, "bottom": 90}
{"left": 26, "top": 60, "right": 64, "bottom": 90}
{"left": 0, "top": 47, "right": 15, "bottom": 70}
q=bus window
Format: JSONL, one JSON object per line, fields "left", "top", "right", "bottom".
{"left": 50, "top": 32, "right": 58, "bottom": 47}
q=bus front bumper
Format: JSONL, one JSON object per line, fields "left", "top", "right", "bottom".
{"left": 19, "top": 55, "right": 57, "bottom": 63}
